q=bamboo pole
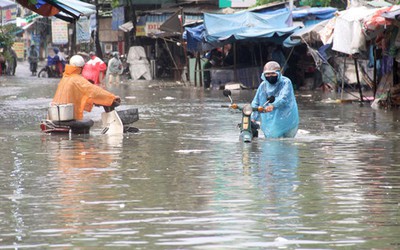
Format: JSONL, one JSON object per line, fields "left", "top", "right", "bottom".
{"left": 194, "top": 52, "right": 199, "bottom": 87}
{"left": 234, "top": 43, "right": 237, "bottom": 82}
{"left": 373, "top": 46, "right": 377, "bottom": 98}
{"left": 341, "top": 57, "right": 346, "bottom": 100}
{"left": 199, "top": 52, "right": 203, "bottom": 87}
{"left": 354, "top": 58, "right": 363, "bottom": 102}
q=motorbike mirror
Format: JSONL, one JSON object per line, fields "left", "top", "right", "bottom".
{"left": 267, "top": 96, "right": 275, "bottom": 103}
{"left": 223, "top": 89, "right": 232, "bottom": 97}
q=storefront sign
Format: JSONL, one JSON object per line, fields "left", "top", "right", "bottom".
{"left": 12, "top": 42, "right": 24, "bottom": 59}
{"left": 1, "top": 6, "right": 16, "bottom": 25}
{"left": 52, "top": 18, "right": 69, "bottom": 45}
{"left": 136, "top": 16, "right": 146, "bottom": 37}
{"left": 146, "top": 22, "right": 162, "bottom": 35}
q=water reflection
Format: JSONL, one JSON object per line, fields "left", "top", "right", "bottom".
{"left": 257, "top": 140, "right": 299, "bottom": 208}
{"left": 183, "top": 140, "right": 301, "bottom": 248}
{"left": 10, "top": 149, "right": 25, "bottom": 244}
{"left": 38, "top": 134, "right": 124, "bottom": 238}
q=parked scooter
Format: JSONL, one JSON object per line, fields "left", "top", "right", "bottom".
{"left": 223, "top": 89, "right": 275, "bottom": 143}
{"left": 40, "top": 103, "right": 139, "bottom": 135}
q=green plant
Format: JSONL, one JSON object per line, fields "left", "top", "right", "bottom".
{"left": 256, "top": 0, "right": 279, "bottom": 5}
{"left": 0, "top": 24, "right": 17, "bottom": 50}
{"left": 27, "top": 0, "right": 38, "bottom": 5}
{"left": 111, "top": 0, "right": 120, "bottom": 8}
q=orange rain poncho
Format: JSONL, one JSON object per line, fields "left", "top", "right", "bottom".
{"left": 52, "top": 64, "right": 116, "bottom": 120}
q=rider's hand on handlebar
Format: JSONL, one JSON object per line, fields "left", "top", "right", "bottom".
{"left": 99, "top": 96, "right": 121, "bottom": 112}
{"left": 264, "top": 105, "right": 274, "bottom": 112}
{"left": 112, "top": 96, "right": 121, "bottom": 107}
{"left": 231, "top": 103, "right": 238, "bottom": 109}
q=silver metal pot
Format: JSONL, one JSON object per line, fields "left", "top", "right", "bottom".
{"left": 48, "top": 103, "right": 74, "bottom": 121}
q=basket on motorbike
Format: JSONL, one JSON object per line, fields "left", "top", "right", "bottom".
{"left": 116, "top": 108, "right": 139, "bottom": 133}
{"left": 117, "top": 108, "right": 139, "bottom": 125}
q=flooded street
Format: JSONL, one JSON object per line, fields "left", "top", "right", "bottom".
{"left": 1, "top": 67, "right": 400, "bottom": 249}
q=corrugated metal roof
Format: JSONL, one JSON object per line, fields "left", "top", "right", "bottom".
{"left": 244, "top": 1, "right": 287, "bottom": 12}
{"left": 142, "top": 3, "right": 221, "bottom": 15}
{"left": 139, "top": 1, "right": 288, "bottom": 16}
{"left": 0, "top": 0, "right": 16, "bottom": 8}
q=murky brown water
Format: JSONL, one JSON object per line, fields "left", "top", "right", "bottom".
{"left": 0, "top": 73, "right": 400, "bottom": 249}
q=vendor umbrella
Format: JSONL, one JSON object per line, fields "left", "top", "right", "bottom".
{"left": 16, "top": 0, "right": 60, "bottom": 17}
{"left": 15, "top": 0, "right": 96, "bottom": 22}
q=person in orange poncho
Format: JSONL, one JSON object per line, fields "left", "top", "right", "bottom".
{"left": 52, "top": 55, "right": 120, "bottom": 120}
{"left": 82, "top": 51, "right": 107, "bottom": 85}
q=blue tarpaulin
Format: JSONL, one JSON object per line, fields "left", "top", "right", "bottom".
{"left": 257, "top": 7, "right": 291, "bottom": 15}
{"left": 112, "top": 6, "right": 124, "bottom": 30}
{"left": 184, "top": 24, "right": 220, "bottom": 52}
{"left": 283, "top": 19, "right": 330, "bottom": 47}
{"left": 204, "top": 11, "right": 297, "bottom": 44}
{"left": 184, "top": 10, "right": 301, "bottom": 52}
{"left": 292, "top": 7, "right": 337, "bottom": 20}
{"left": 185, "top": 24, "right": 205, "bottom": 52}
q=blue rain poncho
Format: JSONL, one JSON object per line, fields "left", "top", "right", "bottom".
{"left": 251, "top": 72, "right": 299, "bottom": 138}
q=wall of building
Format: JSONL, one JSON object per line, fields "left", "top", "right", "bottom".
{"left": 99, "top": 18, "right": 124, "bottom": 43}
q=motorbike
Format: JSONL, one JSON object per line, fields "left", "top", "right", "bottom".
{"left": 37, "top": 65, "right": 62, "bottom": 78}
{"left": 223, "top": 89, "right": 275, "bottom": 143}
{"left": 40, "top": 104, "right": 139, "bottom": 135}
{"left": 29, "top": 61, "right": 38, "bottom": 76}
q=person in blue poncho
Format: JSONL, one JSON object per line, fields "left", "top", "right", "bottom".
{"left": 251, "top": 61, "right": 299, "bottom": 138}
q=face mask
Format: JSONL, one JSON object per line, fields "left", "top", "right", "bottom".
{"left": 266, "top": 75, "right": 278, "bottom": 84}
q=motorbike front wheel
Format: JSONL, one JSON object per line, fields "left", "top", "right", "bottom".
{"left": 37, "top": 68, "right": 49, "bottom": 78}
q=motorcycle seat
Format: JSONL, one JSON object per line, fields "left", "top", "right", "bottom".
{"left": 51, "top": 119, "right": 94, "bottom": 134}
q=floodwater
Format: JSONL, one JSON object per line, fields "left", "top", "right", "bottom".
{"left": 1, "top": 71, "right": 400, "bottom": 249}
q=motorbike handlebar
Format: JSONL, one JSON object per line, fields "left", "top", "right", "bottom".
{"left": 103, "top": 106, "right": 114, "bottom": 112}
{"left": 223, "top": 104, "right": 273, "bottom": 113}
{"left": 97, "top": 97, "right": 121, "bottom": 112}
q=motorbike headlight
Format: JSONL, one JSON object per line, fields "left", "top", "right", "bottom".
{"left": 242, "top": 104, "right": 253, "bottom": 116}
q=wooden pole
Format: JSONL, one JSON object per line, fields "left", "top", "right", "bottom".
{"left": 373, "top": 46, "right": 377, "bottom": 99}
{"left": 341, "top": 57, "right": 346, "bottom": 100}
{"left": 393, "top": 59, "right": 398, "bottom": 89}
{"left": 354, "top": 58, "right": 363, "bottom": 102}
{"left": 164, "top": 39, "right": 178, "bottom": 71}
{"left": 179, "top": 7, "right": 188, "bottom": 83}
{"left": 199, "top": 53, "right": 203, "bottom": 87}
{"left": 194, "top": 52, "right": 199, "bottom": 87}
{"left": 71, "top": 20, "right": 76, "bottom": 55}
{"left": 233, "top": 43, "right": 237, "bottom": 82}
{"left": 94, "top": 0, "right": 103, "bottom": 59}
{"left": 129, "top": 0, "right": 137, "bottom": 47}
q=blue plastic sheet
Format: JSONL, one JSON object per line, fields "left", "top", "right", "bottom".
{"left": 204, "top": 11, "right": 297, "bottom": 44}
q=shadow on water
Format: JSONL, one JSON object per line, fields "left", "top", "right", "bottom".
{"left": 1, "top": 80, "right": 400, "bottom": 248}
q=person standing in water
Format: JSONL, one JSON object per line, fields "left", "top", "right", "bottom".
{"left": 106, "top": 52, "right": 123, "bottom": 86}
{"left": 251, "top": 61, "right": 299, "bottom": 138}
